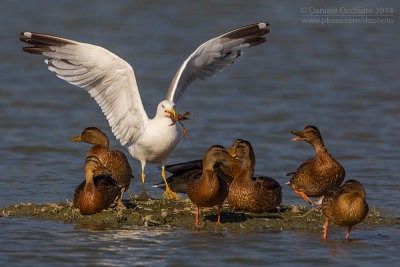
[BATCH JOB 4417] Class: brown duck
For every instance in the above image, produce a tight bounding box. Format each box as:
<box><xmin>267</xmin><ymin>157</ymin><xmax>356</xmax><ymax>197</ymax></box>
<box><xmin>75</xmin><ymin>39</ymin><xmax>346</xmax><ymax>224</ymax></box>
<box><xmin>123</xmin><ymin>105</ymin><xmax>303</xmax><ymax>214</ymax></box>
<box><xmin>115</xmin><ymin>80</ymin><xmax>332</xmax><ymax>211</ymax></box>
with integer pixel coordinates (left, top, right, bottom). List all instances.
<box><xmin>152</xmin><ymin>139</ymin><xmax>246</xmax><ymax>193</ymax></box>
<box><xmin>186</xmin><ymin>145</ymin><xmax>241</xmax><ymax>225</ymax></box>
<box><xmin>322</xmin><ymin>179</ymin><xmax>369</xmax><ymax>239</ymax></box>
<box><xmin>228</xmin><ymin>140</ymin><xmax>282</xmax><ymax>213</ymax></box>
<box><xmin>69</xmin><ymin>127</ymin><xmax>134</xmax><ymax>203</ymax></box>
<box><xmin>286</xmin><ymin>125</ymin><xmax>345</xmax><ymax>204</ymax></box>
<box><xmin>74</xmin><ymin>156</ymin><xmax>122</xmax><ymax>215</ymax></box>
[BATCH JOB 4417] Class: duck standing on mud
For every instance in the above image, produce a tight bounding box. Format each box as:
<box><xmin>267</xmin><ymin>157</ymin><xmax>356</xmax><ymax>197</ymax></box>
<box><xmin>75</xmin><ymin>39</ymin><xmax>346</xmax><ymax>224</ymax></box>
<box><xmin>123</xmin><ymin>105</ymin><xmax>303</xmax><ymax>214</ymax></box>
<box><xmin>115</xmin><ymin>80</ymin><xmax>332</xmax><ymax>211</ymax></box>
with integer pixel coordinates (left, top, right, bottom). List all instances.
<box><xmin>286</xmin><ymin>125</ymin><xmax>345</xmax><ymax>205</ymax></box>
<box><xmin>322</xmin><ymin>179</ymin><xmax>369</xmax><ymax>239</ymax></box>
<box><xmin>186</xmin><ymin>145</ymin><xmax>241</xmax><ymax>225</ymax></box>
<box><xmin>152</xmin><ymin>139</ymin><xmax>244</xmax><ymax>194</ymax></box>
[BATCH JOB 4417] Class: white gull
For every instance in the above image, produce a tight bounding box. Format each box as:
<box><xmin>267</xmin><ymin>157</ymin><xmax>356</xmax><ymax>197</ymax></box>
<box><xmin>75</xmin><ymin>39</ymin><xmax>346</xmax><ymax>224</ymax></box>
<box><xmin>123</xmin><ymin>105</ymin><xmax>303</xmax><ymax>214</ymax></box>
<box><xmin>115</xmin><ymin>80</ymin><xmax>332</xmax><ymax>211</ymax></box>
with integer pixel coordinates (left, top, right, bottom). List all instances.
<box><xmin>20</xmin><ymin>22</ymin><xmax>270</xmax><ymax>200</ymax></box>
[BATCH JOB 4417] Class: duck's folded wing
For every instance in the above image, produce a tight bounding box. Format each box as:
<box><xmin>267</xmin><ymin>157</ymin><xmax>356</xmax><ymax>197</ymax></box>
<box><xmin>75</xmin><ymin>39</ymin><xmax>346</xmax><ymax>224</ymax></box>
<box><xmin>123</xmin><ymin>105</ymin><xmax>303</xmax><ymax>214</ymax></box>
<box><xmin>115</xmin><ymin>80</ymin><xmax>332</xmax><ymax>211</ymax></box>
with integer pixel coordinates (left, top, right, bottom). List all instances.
<box><xmin>165</xmin><ymin>159</ymin><xmax>203</xmax><ymax>175</ymax></box>
<box><xmin>165</xmin><ymin>22</ymin><xmax>269</xmax><ymax>103</ymax></box>
<box><xmin>20</xmin><ymin>32</ymin><xmax>148</xmax><ymax>146</ymax></box>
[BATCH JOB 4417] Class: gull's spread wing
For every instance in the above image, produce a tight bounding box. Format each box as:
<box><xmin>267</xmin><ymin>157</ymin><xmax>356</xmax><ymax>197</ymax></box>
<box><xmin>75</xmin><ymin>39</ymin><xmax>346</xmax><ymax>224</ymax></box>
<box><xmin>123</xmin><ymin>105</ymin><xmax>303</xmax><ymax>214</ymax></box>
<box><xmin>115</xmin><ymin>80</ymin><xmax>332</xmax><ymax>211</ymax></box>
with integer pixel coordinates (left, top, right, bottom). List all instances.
<box><xmin>165</xmin><ymin>22</ymin><xmax>270</xmax><ymax>103</ymax></box>
<box><xmin>20</xmin><ymin>32</ymin><xmax>148</xmax><ymax>146</ymax></box>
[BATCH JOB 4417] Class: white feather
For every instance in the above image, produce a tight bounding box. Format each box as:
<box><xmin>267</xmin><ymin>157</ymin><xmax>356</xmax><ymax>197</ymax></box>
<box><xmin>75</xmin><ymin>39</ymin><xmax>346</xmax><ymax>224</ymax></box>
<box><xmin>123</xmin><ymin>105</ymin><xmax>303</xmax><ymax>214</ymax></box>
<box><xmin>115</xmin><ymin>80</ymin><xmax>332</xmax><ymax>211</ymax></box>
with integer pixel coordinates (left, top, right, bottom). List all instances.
<box><xmin>21</xmin><ymin>22</ymin><xmax>268</xmax><ymax>198</ymax></box>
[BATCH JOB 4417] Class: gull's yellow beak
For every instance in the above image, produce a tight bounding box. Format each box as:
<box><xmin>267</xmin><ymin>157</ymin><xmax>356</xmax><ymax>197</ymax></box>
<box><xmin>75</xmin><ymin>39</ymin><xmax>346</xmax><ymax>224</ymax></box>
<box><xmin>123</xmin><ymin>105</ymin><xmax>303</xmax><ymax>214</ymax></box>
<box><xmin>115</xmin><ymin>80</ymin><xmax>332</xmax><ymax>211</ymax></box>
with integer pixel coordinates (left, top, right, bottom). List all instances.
<box><xmin>170</xmin><ymin>108</ymin><xmax>176</xmax><ymax>117</ymax></box>
<box><xmin>69</xmin><ymin>134</ymin><xmax>83</xmax><ymax>142</ymax></box>
<box><xmin>166</xmin><ymin>108</ymin><xmax>176</xmax><ymax>118</ymax></box>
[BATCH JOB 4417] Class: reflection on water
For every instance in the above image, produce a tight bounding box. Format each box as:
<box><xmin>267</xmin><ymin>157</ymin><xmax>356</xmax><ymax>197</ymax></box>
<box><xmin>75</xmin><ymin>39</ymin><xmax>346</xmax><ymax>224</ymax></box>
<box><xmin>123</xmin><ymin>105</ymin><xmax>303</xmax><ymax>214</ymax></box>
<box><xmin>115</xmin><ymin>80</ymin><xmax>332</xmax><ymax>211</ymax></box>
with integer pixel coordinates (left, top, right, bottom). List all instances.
<box><xmin>1</xmin><ymin>0</ymin><xmax>399</xmax><ymax>265</ymax></box>
<box><xmin>1</xmin><ymin>218</ymin><xmax>399</xmax><ymax>265</ymax></box>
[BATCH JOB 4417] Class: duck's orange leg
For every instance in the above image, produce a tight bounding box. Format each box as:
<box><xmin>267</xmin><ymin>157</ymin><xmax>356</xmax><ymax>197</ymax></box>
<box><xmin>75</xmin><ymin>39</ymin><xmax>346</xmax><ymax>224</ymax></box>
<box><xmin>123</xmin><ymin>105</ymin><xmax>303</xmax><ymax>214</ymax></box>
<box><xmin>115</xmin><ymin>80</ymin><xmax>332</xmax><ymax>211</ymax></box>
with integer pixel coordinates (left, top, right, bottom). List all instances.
<box><xmin>294</xmin><ymin>189</ymin><xmax>313</xmax><ymax>204</ymax></box>
<box><xmin>127</xmin><ymin>189</ymin><xmax>135</xmax><ymax>201</ymax></box>
<box><xmin>117</xmin><ymin>188</ymin><xmax>126</xmax><ymax>208</ymax></box>
<box><xmin>345</xmin><ymin>226</ymin><xmax>352</xmax><ymax>239</ymax></box>
<box><xmin>192</xmin><ymin>206</ymin><xmax>200</xmax><ymax>226</ymax></box>
<box><xmin>216</xmin><ymin>206</ymin><xmax>222</xmax><ymax>225</ymax></box>
<box><xmin>323</xmin><ymin>220</ymin><xmax>328</xmax><ymax>239</ymax></box>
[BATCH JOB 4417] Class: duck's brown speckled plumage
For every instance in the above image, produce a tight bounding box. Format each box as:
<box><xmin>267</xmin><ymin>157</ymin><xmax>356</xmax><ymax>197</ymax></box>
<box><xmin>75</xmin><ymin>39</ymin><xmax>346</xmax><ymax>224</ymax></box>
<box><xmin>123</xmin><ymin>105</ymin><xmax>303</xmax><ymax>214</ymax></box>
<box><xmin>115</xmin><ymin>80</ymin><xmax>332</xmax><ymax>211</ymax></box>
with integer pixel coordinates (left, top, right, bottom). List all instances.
<box><xmin>228</xmin><ymin>140</ymin><xmax>282</xmax><ymax>213</ymax></box>
<box><xmin>74</xmin><ymin>156</ymin><xmax>122</xmax><ymax>215</ymax></box>
<box><xmin>153</xmin><ymin>139</ymin><xmax>246</xmax><ymax>193</ymax></box>
<box><xmin>187</xmin><ymin>170</ymin><xmax>227</xmax><ymax>208</ymax></box>
<box><xmin>70</xmin><ymin>127</ymin><xmax>134</xmax><ymax>201</ymax></box>
<box><xmin>154</xmin><ymin>160</ymin><xmax>203</xmax><ymax>194</ymax></box>
<box><xmin>322</xmin><ymin>179</ymin><xmax>369</xmax><ymax>239</ymax></box>
<box><xmin>186</xmin><ymin>145</ymin><xmax>240</xmax><ymax>225</ymax></box>
<box><xmin>287</xmin><ymin>126</ymin><xmax>345</xmax><ymax>204</ymax></box>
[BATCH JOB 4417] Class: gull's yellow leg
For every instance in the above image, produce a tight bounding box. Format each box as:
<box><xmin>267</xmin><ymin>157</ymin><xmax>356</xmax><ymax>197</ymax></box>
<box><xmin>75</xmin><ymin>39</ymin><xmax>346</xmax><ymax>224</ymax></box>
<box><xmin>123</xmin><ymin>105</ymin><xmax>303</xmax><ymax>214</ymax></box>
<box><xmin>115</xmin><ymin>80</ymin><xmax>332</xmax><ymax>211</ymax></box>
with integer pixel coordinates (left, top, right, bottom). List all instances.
<box><xmin>138</xmin><ymin>170</ymin><xmax>150</xmax><ymax>201</ymax></box>
<box><xmin>161</xmin><ymin>166</ymin><xmax>179</xmax><ymax>199</ymax></box>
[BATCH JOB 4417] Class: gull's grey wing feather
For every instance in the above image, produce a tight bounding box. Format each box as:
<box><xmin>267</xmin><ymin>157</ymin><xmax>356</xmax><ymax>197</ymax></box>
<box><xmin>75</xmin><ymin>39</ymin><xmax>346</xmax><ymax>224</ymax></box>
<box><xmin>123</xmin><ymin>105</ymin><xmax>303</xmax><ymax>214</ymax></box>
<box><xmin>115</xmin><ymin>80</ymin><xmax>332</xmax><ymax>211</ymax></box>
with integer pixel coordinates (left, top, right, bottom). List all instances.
<box><xmin>20</xmin><ymin>32</ymin><xmax>148</xmax><ymax>146</ymax></box>
<box><xmin>165</xmin><ymin>22</ymin><xmax>270</xmax><ymax>103</ymax></box>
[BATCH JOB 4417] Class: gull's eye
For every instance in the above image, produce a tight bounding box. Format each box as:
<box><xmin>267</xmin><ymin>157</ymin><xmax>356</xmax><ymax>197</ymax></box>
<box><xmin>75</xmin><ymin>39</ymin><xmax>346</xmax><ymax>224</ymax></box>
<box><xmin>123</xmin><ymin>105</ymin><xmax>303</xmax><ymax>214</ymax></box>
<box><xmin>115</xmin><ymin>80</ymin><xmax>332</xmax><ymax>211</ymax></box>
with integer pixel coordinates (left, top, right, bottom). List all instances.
<box><xmin>162</xmin><ymin>105</ymin><xmax>165</xmax><ymax>109</ymax></box>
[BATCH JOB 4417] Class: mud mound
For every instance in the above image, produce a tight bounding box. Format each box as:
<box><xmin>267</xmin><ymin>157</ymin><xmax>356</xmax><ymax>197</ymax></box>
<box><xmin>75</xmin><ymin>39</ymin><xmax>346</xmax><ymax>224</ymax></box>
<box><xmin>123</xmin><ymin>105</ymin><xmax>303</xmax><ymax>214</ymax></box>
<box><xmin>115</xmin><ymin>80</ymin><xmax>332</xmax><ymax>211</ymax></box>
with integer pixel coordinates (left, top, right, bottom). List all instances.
<box><xmin>1</xmin><ymin>198</ymin><xmax>398</xmax><ymax>232</ymax></box>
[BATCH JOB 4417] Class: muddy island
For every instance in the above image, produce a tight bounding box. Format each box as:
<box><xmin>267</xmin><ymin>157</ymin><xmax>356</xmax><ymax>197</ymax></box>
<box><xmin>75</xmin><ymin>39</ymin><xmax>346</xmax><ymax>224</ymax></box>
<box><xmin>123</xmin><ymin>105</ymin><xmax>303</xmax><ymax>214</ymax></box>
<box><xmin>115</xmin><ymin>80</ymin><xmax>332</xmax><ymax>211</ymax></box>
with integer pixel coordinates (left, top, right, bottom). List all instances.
<box><xmin>1</xmin><ymin>198</ymin><xmax>398</xmax><ymax>232</ymax></box>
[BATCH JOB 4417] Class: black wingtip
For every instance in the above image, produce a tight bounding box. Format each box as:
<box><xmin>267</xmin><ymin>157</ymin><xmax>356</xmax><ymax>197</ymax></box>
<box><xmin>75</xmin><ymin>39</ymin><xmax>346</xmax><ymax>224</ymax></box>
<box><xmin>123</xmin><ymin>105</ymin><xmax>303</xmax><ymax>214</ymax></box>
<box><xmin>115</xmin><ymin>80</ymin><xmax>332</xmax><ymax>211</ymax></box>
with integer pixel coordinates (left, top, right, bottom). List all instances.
<box><xmin>19</xmin><ymin>31</ymin><xmax>78</xmax><ymax>47</ymax></box>
<box><xmin>22</xmin><ymin>47</ymin><xmax>47</xmax><ymax>55</ymax></box>
<box><xmin>222</xmin><ymin>22</ymin><xmax>270</xmax><ymax>40</ymax></box>
<box><xmin>247</xmin><ymin>37</ymin><xmax>267</xmax><ymax>47</ymax></box>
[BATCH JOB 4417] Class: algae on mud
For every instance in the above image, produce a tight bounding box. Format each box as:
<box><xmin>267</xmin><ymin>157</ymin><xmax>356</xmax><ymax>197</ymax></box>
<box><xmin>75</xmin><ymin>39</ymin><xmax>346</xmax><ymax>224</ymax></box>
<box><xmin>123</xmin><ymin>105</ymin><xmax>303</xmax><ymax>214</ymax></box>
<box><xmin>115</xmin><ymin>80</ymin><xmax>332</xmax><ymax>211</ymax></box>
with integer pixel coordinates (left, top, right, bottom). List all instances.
<box><xmin>1</xmin><ymin>198</ymin><xmax>398</xmax><ymax>233</ymax></box>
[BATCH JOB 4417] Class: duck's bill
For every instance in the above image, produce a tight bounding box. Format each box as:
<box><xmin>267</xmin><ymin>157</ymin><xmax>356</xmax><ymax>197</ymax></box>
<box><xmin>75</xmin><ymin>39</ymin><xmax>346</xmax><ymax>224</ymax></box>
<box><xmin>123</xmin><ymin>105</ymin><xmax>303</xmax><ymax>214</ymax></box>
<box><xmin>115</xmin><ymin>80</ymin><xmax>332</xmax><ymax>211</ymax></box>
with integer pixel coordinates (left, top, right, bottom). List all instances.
<box><xmin>69</xmin><ymin>135</ymin><xmax>83</xmax><ymax>142</ymax></box>
<box><xmin>291</xmin><ymin>130</ymin><xmax>306</xmax><ymax>141</ymax></box>
<box><xmin>225</xmin><ymin>148</ymin><xmax>238</xmax><ymax>158</ymax></box>
<box><xmin>226</xmin><ymin>154</ymin><xmax>241</xmax><ymax>164</ymax></box>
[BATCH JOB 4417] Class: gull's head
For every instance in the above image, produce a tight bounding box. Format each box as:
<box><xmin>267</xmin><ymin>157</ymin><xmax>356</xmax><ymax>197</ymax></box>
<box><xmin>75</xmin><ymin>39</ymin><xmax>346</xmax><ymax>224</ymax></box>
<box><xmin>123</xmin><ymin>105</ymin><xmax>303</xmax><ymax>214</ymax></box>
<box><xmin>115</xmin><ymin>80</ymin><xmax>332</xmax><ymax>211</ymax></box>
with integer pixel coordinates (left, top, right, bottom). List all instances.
<box><xmin>157</xmin><ymin>99</ymin><xmax>176</xmax><ymax>118</ymax></box>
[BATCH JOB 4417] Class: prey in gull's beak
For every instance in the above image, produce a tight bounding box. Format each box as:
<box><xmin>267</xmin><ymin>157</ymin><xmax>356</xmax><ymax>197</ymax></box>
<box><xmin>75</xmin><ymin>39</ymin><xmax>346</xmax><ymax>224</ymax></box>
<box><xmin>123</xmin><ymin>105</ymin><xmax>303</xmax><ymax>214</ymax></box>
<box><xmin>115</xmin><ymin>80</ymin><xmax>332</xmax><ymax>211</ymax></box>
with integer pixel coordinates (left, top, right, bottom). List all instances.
<box><xmin>291</xmin><ymin>130</ymin><xmax>306</xmax><ymax>141</ymax></box>
<box><xmin>166</xmin><ymin>108</ymin><xmax>193</xmax><ymax>139</ymax></box>
<box><xmin>165</xmin><ymin>108</ymin><xmax>176</xmax><ymax>118</ymax></box>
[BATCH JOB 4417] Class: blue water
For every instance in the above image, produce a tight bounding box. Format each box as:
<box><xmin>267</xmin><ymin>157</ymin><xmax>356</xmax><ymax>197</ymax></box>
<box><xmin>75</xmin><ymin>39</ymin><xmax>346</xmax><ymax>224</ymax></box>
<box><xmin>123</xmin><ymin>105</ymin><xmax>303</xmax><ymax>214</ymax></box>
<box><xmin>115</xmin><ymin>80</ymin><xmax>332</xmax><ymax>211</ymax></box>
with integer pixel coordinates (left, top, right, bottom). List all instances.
<box><xmin>1</xmin><ymin>0</ymin><xmax>399</xmax><ymax>265</ymax></box>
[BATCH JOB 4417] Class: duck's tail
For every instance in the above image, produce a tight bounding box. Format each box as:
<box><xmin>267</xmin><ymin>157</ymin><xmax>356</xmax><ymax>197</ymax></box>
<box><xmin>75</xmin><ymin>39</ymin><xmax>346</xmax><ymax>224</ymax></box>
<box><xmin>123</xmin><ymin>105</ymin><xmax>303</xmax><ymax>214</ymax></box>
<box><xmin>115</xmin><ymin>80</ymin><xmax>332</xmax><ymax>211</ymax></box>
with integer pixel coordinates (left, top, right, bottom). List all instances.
<box><xmin>152</xmin><ymin>181</ymin><xmax>166</xmax><ymax>190</ymax></box>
